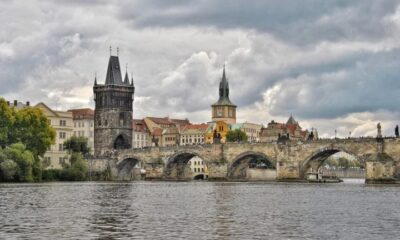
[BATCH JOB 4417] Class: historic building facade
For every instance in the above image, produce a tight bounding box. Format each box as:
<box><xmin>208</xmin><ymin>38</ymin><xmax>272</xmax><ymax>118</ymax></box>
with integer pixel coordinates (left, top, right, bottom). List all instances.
<box><xmin>211</xmin><ymin>66</ymin><xmax>237</xmax><ymax>125</ymax></box>
<box><xmin>143</xmin><ymin>117</ymin><xmax>190</xmax><ymax>147</ymax></box>
<box><xmin>205</xmin><ymin>121</ymin><xmax>229</xmax><ymax>144</ymax></box>
<box><xmin>180</xmin><ymin>123</ymin><xmax>208</xmax><ymax>146</ymax></box>
<box><xmin>35</xmin><ymin>103</ymin><xmax>73</xmax><ymax>169</ymax></box>
<box><xmin>93</xmin><ymin>55</ymin><xmax>135</xmax><ymax>155</ymax></box>
<box><xmin>68</xmin><ymin>108</ymin><xmax>95</xmax><ymax>153</ymax></box>
<box><xmin>132</xmin><ymin>119</ymin><xmax>151</xmax><ymax>149</ymax></box>
<box><xmin>260</xmin><ymin>115</ymin><xmax>309</xmax><ymax>142</ymax></box>
<box><xmin>230</xmin><ymin>122</ymin><xmax>262</xmax><ymax>142</ymax></box>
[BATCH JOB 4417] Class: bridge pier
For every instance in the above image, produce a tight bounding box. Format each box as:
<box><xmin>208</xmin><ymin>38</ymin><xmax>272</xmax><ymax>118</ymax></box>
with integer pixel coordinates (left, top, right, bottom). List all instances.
<box><xmin>365</xmin><ymin>153</ymin><xmax>397</xmax><ymax>184</ymax></box>
<box><xmin>276</xmin><ymin>161</ymin><xmax>301</xmax><ymax>181</ymax></box>
<box><xmin>208</xmin><ymin>163</ymin><xmax>228</xmax><ymax>181</ymax></box>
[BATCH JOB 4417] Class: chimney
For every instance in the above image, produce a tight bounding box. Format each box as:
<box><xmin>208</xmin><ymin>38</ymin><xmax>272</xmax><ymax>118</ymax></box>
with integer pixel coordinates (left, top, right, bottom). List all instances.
<box><xmin>26</xmin><ymin>101</ymin><xmax>30</xmax><ymax>106</ymax></box>
<box><xmin>14</xmin><ymin>100</ymin><xmax>17</xmax><ymax>106</ymax></box>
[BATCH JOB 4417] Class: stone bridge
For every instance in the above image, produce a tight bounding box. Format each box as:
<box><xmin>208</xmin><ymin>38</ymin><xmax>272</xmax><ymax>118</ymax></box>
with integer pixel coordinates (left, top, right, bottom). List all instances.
<box><xmin>88</xmin><ymin>138</ymin><xmax>400</xmax><ymax>183</ymax></box>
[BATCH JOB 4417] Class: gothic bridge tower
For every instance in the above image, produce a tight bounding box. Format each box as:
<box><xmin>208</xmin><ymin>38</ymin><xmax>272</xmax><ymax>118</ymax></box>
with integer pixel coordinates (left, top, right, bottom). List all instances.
<box><xmin>211</xmin><ymin>65</ymin><xmax>237</xmax><ymax>124</ymax></box>
<box><xmin>93</xmin><ymin>53</ymin><xmax>135</xmax><ymax>155</ymax></box>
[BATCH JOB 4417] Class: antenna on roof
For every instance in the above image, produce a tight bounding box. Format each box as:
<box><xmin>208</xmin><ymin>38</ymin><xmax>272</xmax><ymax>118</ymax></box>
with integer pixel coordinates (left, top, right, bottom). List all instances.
<box><xmin>117</xmin><ymin>47</ymin><xmax>119</xmax><ymax>56</ymax></box>
<box><xmin>109</xmin><ymin>46</ymin><xmax>112</xmax><ymax>56</ymax></box>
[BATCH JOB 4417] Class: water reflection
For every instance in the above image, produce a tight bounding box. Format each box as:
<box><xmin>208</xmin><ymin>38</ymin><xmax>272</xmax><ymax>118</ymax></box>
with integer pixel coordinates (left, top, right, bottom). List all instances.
<box><xmin>90</xmin><ymin>183</ymin><xmax>137</xmax><ymax>239</ymax></box>
<box><xmin>0</xmin><ymin>182</ymin><xmax>399</xmax><ymax>239</ymax></box>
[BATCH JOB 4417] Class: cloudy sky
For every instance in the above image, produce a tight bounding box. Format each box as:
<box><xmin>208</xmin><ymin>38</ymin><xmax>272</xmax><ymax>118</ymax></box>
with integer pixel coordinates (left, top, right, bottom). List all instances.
<box><xmin>1</xmin><ymin>0</ymin><xmax>400</xmax><ymax>138</ymax></box>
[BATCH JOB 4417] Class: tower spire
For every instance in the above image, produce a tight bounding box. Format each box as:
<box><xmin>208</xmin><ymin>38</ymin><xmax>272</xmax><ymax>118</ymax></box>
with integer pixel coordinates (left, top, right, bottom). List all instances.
<box><xmin>124</xmin><ymin>66</ymin><xmax>129</xmax><ymax>84</ymax></box>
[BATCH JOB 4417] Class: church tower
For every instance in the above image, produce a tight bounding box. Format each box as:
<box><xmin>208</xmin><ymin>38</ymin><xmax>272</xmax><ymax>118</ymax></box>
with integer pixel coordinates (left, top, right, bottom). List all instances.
<box><xmin>93</xmin><ymin>53</ymin><xmax>135</xmax><ymax>155</ymax></box>
<box><xmin>211</xmin><ymin>65</ymin><xmax>237</xmax><ymax>124</ymax></box>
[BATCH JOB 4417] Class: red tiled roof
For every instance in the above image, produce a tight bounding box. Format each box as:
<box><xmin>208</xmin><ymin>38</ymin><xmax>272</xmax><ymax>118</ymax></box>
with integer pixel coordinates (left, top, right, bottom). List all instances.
<box><xmin>147</xmin><ymin>116</ymin><xmax>190</xmax><ymax>127</ymax></box>
<box><xmin>182</xmin><ymin>123</ymin><xmax>208</xmax><ymax>131</ymax></box>
<box><xmin>152</xmin><ymin>128</ymin><xmax>163</xmax><ymax>136</ymax></box>
<box><xmin>147</xmin><ymin>117</ymin><xmax>174</xmax><ymax>125</ymax></box>
<box><xmin>67</xmin><ymin>108</ymin><xmax>94</xmax><ymax>120</ymax></box>
<box><xmin>132</xmin><ymin>119</ymin><xmax>149</xmax><ymax>132</ymax></box>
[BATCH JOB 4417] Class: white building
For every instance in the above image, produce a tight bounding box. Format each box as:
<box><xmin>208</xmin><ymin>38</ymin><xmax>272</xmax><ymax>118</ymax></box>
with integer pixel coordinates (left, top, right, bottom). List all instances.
<box><xmin>188</xmin><ymin>156</ymin><xmax>208</xmax><ymax>179</ymax></box>
<box><xmin>68</xmin><ymin>108</ymin><xmax>95</xmax><ymax>153</ymax></box>
<box><xmin>35</xmin><ymin>103</ymin><xmax>73</xmax><ymax>169</ymax></box>
<box><xmin>132</xmin><ymin>119</ymin><xmax>151</xmax><ymax>148</ymax></box>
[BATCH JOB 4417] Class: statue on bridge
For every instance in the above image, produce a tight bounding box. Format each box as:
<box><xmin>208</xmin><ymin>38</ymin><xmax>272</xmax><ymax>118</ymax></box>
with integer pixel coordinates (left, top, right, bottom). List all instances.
<box><xmin>307</xmin><ymin>131</ymin><xmax>314</xmax><ymax>141</ymax></box>
<box><xmin>395</xmin><ymin>125</ymin><xmax>399</xmax><ymax>138</ymax></box>
<box><xmin>377</xmin><ymin>123</ymin><xmax>382</xmax><ymax>139</ymax></box>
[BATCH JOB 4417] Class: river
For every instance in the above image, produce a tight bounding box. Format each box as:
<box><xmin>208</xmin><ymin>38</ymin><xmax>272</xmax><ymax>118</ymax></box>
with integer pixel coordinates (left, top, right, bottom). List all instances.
<box><xmin>0</xmin><ymin>181</ymin><xmax>399</xmax><ymax>239</ymax></box>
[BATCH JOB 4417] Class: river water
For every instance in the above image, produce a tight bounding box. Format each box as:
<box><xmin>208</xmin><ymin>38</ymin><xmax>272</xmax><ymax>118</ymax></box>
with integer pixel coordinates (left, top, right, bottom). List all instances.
<box><xmin>0</xmin><ymin>180</ymin><xmax>399</xmax><ymax>240</ymax></box>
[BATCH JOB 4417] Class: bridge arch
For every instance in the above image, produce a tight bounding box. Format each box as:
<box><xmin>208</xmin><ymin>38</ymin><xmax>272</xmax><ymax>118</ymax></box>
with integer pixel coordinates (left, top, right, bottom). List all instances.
<box><xmin>116</xmin><ymin>156</ymin><xmax>143</xmax><ymax>180</ymax></box>
<box><xmin>300</xmin><ymin>147</ymin><xmax>365</xmax><ymax>179</ymax></box>
<box><xmin>228</xmin><ymin>151</ymin><xmax>276</xmax><ymax>180</ymax></box>
<box><xmin>165</xmin><ymin>151</ymin><xmax>209</xmax><ymax>180</ymax></box>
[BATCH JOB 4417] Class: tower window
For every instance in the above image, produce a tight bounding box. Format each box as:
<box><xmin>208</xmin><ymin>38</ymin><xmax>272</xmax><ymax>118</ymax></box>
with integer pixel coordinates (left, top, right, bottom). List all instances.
<box><xmin>119</xmin><ymin>113</ymin><xmax>125</xmax><ymax>126</ymax></box>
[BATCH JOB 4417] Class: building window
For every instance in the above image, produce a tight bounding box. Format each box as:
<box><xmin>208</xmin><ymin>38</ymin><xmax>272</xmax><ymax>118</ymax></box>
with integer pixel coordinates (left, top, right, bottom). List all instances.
<box><xmin>59</xmin><ymin>132</ymin><xmax>66</xmax><ymax>139</ymax></box>
<box><xmin>60</xmin><ymin>120</ymin><xmax>66</xmax><ymax>126</ymax></box>
<box><xmin>59</xmin><ymin>144</ymin><xmax>64</xmax><ymax>151</ymax></box>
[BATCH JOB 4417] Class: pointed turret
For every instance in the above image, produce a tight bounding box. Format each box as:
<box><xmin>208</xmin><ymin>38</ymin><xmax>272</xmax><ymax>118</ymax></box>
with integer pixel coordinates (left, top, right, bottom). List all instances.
<box><xmin>105</xmin><ymin>55</ymin><xmax>123</xmax><ymax>85</ymax></box>
<box><xmin>131</xmin><ymin>75</ymin><xmax>134</xmax><ymax>87</ymax></box>
<box><xmin>94</xmin><ymin>73</ymin><xmax>97</xmax><ymax>86</ymax></box>
<box><xmin>124</xmin><ymin>71</ymin><xmax>129</xmax><ymax>85</ymax></box>
<box><xmin>287</xmin><ymin>114</ymin><xmax>298</xmax><ymax>125</ymax></box>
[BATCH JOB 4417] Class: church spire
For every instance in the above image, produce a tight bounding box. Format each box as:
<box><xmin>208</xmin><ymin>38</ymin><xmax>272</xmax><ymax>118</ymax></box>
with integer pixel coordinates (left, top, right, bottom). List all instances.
<box><xmin>219</xmin><ymin>64</ymin><xmax>229</xmax><ymax>99</ymax></box>
<box><xmin>212</xmin><ymin>64</ymin><xmax>235</xmax><ymax>107</ymax></box>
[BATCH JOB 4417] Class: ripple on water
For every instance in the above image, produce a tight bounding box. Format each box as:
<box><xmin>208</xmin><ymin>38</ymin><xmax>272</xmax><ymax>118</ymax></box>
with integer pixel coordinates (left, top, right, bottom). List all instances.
<box><xmin>0</xmin><ymin>181</ymin><xmax>399</xmax><ymax>240</ymax></box>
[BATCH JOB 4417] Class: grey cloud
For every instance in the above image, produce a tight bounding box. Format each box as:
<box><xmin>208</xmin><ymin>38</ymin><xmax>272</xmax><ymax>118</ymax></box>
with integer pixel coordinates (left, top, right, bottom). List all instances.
<box><xmin>120</xmin><ymin>0</ymin><xmax>399</xmax><ymax>45</ymax></box>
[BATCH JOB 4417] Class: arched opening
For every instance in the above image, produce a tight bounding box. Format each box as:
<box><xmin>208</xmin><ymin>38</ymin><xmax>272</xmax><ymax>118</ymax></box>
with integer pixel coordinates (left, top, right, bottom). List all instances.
<box><xmin>301</xmin><ymin>149</ymin><xmax>365</xmax><ymax>183</ymax></box>
<box><xmin>117</xmin><ymin>158</ymin><xmax>143</xmax><ymax>181</ymax></box>
<box><xmin>114</xmin><ymin>134</ymin><xmax>129</xmax><ymax>149</ymax></box>
<box><xmin>228</xmin><ymin>152</ymin><xmax>276</xmax><ymax>180</ymax></box>
<box><xmin>164</xmin><ymin>153</ymin><xmax>208</xmax><ymax>181</ymax></box>
<box><xmin>193</xmin><ymin>174</ymin><xmax>205</xmax><ymax>180</ymax></box>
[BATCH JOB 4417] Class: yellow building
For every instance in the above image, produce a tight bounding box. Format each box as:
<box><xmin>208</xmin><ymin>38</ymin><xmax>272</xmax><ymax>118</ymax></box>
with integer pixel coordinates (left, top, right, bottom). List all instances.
<box><xmin>35</xmin><ymin>103</ymin><xmax>73</xmax><ymax>169</ymax></box>
<box><xmin>205</xmin><ymin>121</ymin><xmax>229</xmax><ymax>144</ymax></box>
<box><xmin>211</xmin><ymin>66</ymin><xmax>237</xmax><ymax>125</ymax></box>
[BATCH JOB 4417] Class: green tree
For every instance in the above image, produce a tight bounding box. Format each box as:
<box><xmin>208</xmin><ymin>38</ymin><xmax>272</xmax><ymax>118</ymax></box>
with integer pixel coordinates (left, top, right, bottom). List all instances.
<box><xmin>0</xmin><ymin>98</ymin><xmax>14</xmax><ymax>148</ymax></box>
<box><xmin>61</xmin><ymin>153</ymin><xmax>88</xmax><ymax>181</ymax></box>
<box><xmin>226</xmin><ymin>129</ymin><xmax>248</xmax><ymax>142</ymax></box>
<box><xmin>0</xmin><ymin>159</ymin><xmax>18</xmax><ymax>181</ymax></box>
<box><xmin>63</xmin><ymin>136</ymin><xmax>90</xmax><ymax>155</ymax></box>
<box><xmin>11</xmin><ymin>107</ymin><xmax>56</xmax><ymax>157</ymax></box>
<box><xmin>338</xmin><ymin>157</ymin><xmax>351</xmax><ymax>169</ymax></box>
<box><xmin>1</xmin><ymin>143</ymin><xmax>35</xmax><ymax>182</ymax></box>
